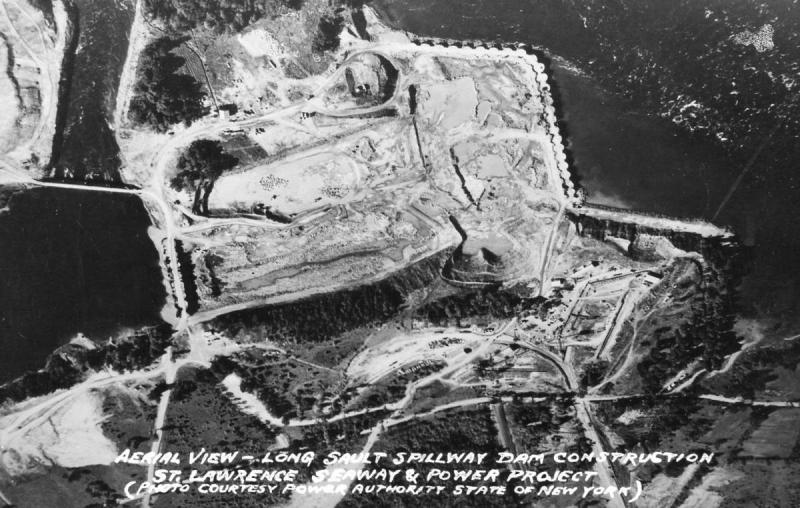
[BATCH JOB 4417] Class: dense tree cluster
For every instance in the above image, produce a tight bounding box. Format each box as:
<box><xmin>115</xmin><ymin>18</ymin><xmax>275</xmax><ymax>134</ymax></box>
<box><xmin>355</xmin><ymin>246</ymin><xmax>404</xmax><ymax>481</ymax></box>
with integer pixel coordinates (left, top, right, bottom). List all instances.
<box><xmin>174</xmin><ymin>239</ymin><xmax>200</xmax><ymax>313</ymax></box>
<box><xmin>312</xmin><ymin>13</ymin><xmax>345</xmax><ymax>53</ymax></box>
<box><xmin>229</xmin><ymin>351</ymin><xmax>342</xmax><ymax>421</ymax></box>
<box><xmin>144</xmin><ymin>0</ymin><xmax>303</xmax><ymax>32</ymax></box>
<box><xmin>129</xmin><ymin>37</ymin><xmax>206</xmax><ymax>132</ymax></box>
<box><xmin>580</xmin><ymin>359</ymin><xmax>610</xmax><ymax>391</ymax></box>
<box><xmin>170</xmin><ymin>139</ymin><xmax>238</xmax><ymax>214</ymax></box>
<box><xmin>598</xmin><ymin>395</ymin><xmax>709</xmax><ymax>456</ymax></box>
<box><xmin>505</xmin><ymin>398</ymin><xmax>574</xmax><ymax>453</ymax></box>
<box><xmin>210</xmin><ymin>251</ymin><xmax>544</xmax><ymax>364</ymax></box>
<box><xmin>337</xmin><ymin>407</ymin><xmax>526</xmax><ymax>508</ymax></box>
<box><xmin>29</xmin><ymin>0</ymin><xmax>55</xmax><ymax>24</ymax></box>
<box><xmin>414</xmin><ymin>285</ymin><xmax>535</xmax><ymax>327</ymax></box>
<box><xmin>0</xmin><ymin>324</ymin><xmax>173</xmax><ymax>404</ymax></box>
<box><xmin>211</xmin><ymin>250</ymin><xmax>451</xmax><ymax>343</ymax></box>
<box><xmin>157</xmin><ymin>367</ymin><xmax>288</xmax><ymax>508</ymax></box>
<box><xmin>711</xmin><ymin>340</ymin><xmax>800</xmax><ymax>399</ymax></box>
<box><xmin>571</xmin><ymin>217</ymin><xmax>746</xmax><ymax>395</ymax></box>
<box><xmin>633</xmin><ymin>256</ymin><xmax>742</xmax><ymax>394</ymax></box>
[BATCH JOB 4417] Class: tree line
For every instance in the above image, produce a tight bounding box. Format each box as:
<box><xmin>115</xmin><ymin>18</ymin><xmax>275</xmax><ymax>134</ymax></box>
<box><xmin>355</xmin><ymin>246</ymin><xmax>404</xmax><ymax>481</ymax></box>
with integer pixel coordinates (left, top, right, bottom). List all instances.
<box><xmin>170</xmin><ymin>139</ymin><xmax>239</xmax><ymax>214</ymax></box>
<box><xmin>129</xmin><ymin>37</ymin><xmax>206</xmax><ymax>132</ymax></box>
<box><xmin>144</xmin><ymin>0</ymin><xmax>304</xmax><ymax>33</ymax></box>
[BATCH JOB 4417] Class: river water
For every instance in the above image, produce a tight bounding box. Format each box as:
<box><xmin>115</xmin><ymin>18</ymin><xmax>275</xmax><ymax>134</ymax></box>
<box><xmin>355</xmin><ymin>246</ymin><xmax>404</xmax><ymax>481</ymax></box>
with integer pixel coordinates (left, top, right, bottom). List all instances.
<box><xmin>0</xmin><ymin>0</ymin><xmax>161</xmax><ymax>384</ymax></box>
<box><xmin>51</xmin><ymin>0</ymin><xmax>135</xmax><ymax>181</ymax></box>
<box><xmin>0</xmin><ymin>186</ymin><xmax>165</xmax><ymax>382</ymax></box>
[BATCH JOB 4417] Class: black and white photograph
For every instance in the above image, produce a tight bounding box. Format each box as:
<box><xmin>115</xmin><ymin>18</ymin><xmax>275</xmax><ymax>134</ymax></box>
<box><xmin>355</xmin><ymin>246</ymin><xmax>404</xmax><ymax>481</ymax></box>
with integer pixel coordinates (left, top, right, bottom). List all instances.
<box><xmin>0</xmin><ymin>0</ymin><xmax>798</xmax><ymax>506</ymax></box>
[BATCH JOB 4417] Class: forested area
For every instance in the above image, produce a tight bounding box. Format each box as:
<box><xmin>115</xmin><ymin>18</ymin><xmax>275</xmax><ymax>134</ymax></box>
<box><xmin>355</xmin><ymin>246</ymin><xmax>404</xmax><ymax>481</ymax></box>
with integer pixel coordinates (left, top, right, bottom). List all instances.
<box><xmin>210</xmin><ymin>250</ymin><xmax>452</xmax><ymax>344</ymax></box>
<box><xmin>707</xmin><ymin>339</ymin><xmax>800</xmax><ymax>399</ymax></box>
<box><xmin>635</xmin><ymin>254</ymin><xmax>743</xmax><ymax>394</ymax></box>
<box><xmin>128</xmin><ymin>37</ymin><xmax>206</xmax><ymax>132</ymax></box>
<box><xmin>506</xmin><ymin>398</ymin><xmax>571</xmax><ymax>448</ymax></box>
<box><xmin>170</xmin><ymin>139</ymin><xmax>239</xmax><ymax>214</ymax></box>
<box><xmin>28</xmin><ymin>0</ymin><xmax>55</xmax><ymax>24</ymax></box>
<box><xmin>337</xmin><ymin>407</ymin><xmax>525</xmax><ymax>508</ymax></box>
<box><xmin>0</xmin><ymin>324</ymin><xmax>173</xmax><ymax>403</ymax></box>
<box><xmin>144</xmin><ymin>0</ymin><xmax>304</xmax><ymax>33</ymax></box>
<box><xmin>595</xmin><ymin>394</ymin><xmax>716</xmax><ymax>485</ymax></box>
<box><xmin>210</xmin><ymin>250</ymin><xmax>546</xmax><ymax>358</ymax></box>
<box><xmin>222</xmin><ymin>350</ymin><xmax>343</xmax><ymax>421</ymax></box>
<box><xmin>414</xmin><ymin>285</ymin><xmax>538</xmax><ymax>327</ymax></box>
<box><xmin>156</xmin><ymin>366</ymin><xmax>286</xmax><ymax>508</ymax></box>
<box><xmin>312</xmin><ymin>13</ymin><xmax>345</xmax><ymax>53</ymax></box>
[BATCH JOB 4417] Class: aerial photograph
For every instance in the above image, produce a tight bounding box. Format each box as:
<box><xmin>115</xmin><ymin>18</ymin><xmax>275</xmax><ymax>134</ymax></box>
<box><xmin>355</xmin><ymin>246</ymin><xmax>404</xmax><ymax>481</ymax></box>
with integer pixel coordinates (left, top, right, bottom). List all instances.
<box><xmin>0</xmin><ymin>0</ymin><xmax>798</xmax><ymax>507</ymax></box>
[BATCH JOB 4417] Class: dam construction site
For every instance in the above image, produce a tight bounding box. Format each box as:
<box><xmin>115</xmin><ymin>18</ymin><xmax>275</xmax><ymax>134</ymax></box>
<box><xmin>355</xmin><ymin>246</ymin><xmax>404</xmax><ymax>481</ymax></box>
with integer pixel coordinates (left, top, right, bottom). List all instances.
<box><xmin>0</xmin><ymin>3</ymin><xmax>765</xmax><ymax>508</ymax></box>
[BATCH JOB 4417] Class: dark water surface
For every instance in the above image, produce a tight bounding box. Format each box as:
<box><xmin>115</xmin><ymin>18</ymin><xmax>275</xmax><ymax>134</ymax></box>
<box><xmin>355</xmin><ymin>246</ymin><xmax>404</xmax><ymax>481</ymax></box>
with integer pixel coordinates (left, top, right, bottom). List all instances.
<box><xmin>0</xmin><ymin>187</ymin><xmax>165</xmax><ymax>382</ymax></box>
<box><xmin>52</xmin><ymin>0</ymin><xmax>134</xmax><ymax>181</ymax></box>
<box><xmin>373</xmin><ymin>0</ymin><xmax>800</xmax><ymax>324</ymax></box>
<box><xmin>0</xmin><ymin>0</ymin><xmax>155</xmax><ymax>383</ymax></box>
<box><xmin>553</xmin><ymin>70</ymin><xmax>797</xmax><ymax>319</ymax></box>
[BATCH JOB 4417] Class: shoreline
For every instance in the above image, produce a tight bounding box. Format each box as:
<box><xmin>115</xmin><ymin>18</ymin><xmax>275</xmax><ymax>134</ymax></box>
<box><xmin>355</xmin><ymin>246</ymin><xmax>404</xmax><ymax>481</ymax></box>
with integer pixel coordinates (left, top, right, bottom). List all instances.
<box><xmin>113</xmin><ymin>0</ymin><xmax>148</xmax><ymax>137</ymax></box>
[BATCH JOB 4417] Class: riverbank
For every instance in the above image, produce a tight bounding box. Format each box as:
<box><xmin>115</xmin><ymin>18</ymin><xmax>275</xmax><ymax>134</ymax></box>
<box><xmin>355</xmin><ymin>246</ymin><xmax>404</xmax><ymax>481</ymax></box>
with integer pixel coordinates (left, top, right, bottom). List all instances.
<box><xmin>50</xmin><ymin>0</ymin><xmax>136</xmax><ymax>181</ymax></box>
